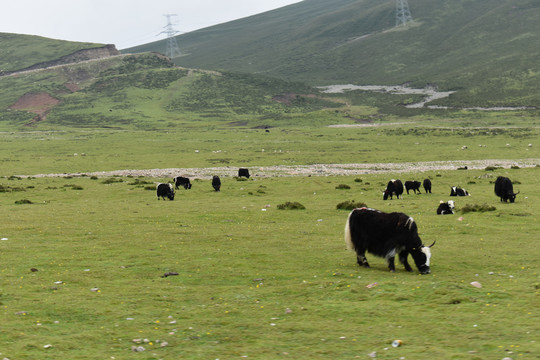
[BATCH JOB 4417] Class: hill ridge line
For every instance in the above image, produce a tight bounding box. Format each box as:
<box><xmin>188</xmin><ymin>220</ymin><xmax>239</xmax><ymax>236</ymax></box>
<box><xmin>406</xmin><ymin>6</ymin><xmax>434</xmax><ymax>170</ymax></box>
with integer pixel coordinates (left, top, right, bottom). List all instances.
<box><xmin>17</xmin><ymin>158</ymin><xmax>539</xmax><ymax>179</ymax></box>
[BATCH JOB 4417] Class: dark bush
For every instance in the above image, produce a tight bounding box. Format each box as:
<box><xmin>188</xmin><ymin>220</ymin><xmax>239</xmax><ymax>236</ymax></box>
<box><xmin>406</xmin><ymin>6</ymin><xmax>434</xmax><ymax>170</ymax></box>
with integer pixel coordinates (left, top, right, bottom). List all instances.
<box><xmin>461</xmin><ymin>203</ymin><xmax>496</xmax><ymax>213</ymax></box>
<box><xmin>102</xmin><ymin>178</ymin><xmax>124</xmax><ymax>184</ymax></box>
<box><xmin>335</xmin><ymin>184</ymin><xmax>351</xmax><ymax>190</ymax></box>
<box><xmin>336</xmin><ymin>200</ymin><xmax>367</xmax><ymax>210</ymax></box>
<box><xmin>15</xmin><ymin>199</ymin><xmax>33</xmax><ymax>204</ymax></box>
<box><xmin>277</xmin><ymin>201</ymin><xmax>305</xmax><ymax>210</ymax></box>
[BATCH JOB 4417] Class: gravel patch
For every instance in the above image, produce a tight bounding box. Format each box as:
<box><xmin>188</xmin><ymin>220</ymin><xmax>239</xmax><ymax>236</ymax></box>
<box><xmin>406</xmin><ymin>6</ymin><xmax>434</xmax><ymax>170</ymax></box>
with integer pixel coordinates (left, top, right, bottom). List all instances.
<box><xmin>19</xmin><ymin>158</ymin><xmax>539</xmax><ymax>180</ymax></box>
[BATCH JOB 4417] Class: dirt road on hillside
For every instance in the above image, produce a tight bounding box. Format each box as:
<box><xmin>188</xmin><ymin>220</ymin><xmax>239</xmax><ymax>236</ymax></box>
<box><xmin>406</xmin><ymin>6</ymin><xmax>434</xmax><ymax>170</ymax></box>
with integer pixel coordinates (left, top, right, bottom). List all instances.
<box><xmin>19</xmin><ymin>158</ymin><xmax>539</xmax><ymax>179</ymax></box>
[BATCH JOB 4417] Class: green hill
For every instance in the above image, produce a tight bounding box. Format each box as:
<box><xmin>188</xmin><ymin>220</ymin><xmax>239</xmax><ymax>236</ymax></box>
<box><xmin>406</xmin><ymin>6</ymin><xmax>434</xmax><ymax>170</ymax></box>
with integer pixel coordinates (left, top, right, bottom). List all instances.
<box><xmin>0</xmin><ymin>46</ymin><xmax>332</xmax><ymax>130</ymax></box>
<box><xmin>0</xmin><ymin>33</ymin><xmax>104</xmax><ymax>73</ymax></box>
<box><xmin>125</xmin><ymin>0</ymin><xmax>540</xmax><ymax>107</ymax></box>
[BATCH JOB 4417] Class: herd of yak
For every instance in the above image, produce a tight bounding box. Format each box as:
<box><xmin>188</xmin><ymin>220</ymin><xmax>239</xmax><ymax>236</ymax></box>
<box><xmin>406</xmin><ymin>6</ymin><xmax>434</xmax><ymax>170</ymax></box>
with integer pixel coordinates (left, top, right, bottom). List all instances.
<box><xmin>155</xmin><ymin>170</ymin><xmax>519</xmax><ymax>275</ymax></box>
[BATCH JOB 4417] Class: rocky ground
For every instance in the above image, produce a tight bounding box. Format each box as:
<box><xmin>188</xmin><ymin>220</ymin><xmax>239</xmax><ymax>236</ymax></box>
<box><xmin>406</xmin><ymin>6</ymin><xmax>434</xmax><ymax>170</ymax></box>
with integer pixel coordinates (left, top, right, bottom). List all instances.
<box><xmin>21</xmin><ymin>158</ymin><xmax>539</xmax><ymax>180</ymax></box>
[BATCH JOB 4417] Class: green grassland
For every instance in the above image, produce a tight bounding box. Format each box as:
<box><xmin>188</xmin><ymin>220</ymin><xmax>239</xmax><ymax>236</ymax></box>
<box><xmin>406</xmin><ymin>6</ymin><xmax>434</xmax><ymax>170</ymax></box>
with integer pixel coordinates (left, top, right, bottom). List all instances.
<box><xmin>0</xmin><ymin>117</ymin><xmax>538</xmax><ymax>177</ymax></box>
<box><xmin>1</xmin><ymin>167</ymin><xmax>538</xmax><ymax>359</ymax></box>
<box><xmin>0</xmin><ymin>28</ymin><xmax>539</xmax><ymax>360</ymax></box>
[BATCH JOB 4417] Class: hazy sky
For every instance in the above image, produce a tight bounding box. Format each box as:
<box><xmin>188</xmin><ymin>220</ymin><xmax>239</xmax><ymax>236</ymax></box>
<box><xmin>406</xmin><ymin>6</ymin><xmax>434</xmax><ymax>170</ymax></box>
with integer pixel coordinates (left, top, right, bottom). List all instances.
<box><xmin>1</xmin><ymin>0</ymin><xmax>303</xmax><ymax>49</ymax></box>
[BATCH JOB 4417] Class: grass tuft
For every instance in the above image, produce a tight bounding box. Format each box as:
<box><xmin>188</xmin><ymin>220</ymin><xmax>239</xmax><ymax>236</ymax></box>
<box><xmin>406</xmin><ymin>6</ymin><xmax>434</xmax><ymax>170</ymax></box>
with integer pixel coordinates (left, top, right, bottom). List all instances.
<box><xmin>277</xmin><ymin>201</ymin><xmax>305</xmax><ymax>210</ymax></box>
<box><xmin>336</xmin><ymin>200</ymin><xmax>367</xmax><ymax>210</ymax></box>
<box><xmin>460</xmin><ymin>203</ymin><xmax>497</xmax><ymax>213</ymax></box>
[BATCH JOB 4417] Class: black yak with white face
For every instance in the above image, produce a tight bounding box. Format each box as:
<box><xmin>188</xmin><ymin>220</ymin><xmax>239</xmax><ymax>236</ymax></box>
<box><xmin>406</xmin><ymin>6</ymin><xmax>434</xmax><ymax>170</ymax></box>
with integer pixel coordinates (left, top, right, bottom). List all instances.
<box><xmin>450</xmin><ymin>186</ymin><xmax>469</xmax><ymax>196</ymax></box>
<box><xmin>437</xmin><ymin>200</ymin><xmax>455</xmax><ymax>215</ymax></box>
<box><xmin>494</xmin><ymin>176</ymin><xmax>519</xmax><ymax>203</ymax></box>
<box><xmin>157</xmin><ymin>183</ymin><xmax>175</xmax><ymax>200</ymax></box>
<box><xmin>344</xmin><ymin>207</ymin><xmax>434</xmax><ymax>274</ymax></box>
<box><xmin>383</xmin><ymin>179</ymin><xmax>404</xmax><ymax>200</ymax></box>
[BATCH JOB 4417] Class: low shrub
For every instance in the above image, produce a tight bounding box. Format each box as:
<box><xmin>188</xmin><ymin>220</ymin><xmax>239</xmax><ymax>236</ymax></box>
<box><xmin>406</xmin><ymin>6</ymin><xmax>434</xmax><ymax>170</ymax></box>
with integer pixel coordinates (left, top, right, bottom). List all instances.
<box><xmin>102</xmin><ymin>178</ymin><xmax>124</xmax><ymax>184</ymax></box>
<box><xmin>15</xmin><ymin>199</ymin><xmax>33</xmax><ymax>204</ymax></box>
<box><xmin>277</xmin><ymin>201</ymin><xmax>305</xmax><ymax>210</ymax></box>
<box><xmin>461</xmin><ymin>203</ymin><xmax>496</xmax><ymax>213</ymax></box>
<box><xmin>336</xmin><ymin>200</ymin><xmax>367</xmax><ymax>210</ymax></box>
<box><xmin>335</xmin><ymin>184</ymin><xmax>351</xmax><ymax>190</ymax></box>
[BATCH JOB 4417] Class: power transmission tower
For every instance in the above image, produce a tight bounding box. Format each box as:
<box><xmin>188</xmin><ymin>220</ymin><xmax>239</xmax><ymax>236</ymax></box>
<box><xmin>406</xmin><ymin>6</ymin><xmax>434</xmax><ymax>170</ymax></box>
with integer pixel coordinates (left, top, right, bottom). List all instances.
<box><xmin>161</xmin><ymin>14</ymin><xmax>182</xmax><ymax>58</ymax></box>
<box><xmin>395</xmin><ymin>0</ymin><xmax>413</xmax><ymax>27</ymax></box>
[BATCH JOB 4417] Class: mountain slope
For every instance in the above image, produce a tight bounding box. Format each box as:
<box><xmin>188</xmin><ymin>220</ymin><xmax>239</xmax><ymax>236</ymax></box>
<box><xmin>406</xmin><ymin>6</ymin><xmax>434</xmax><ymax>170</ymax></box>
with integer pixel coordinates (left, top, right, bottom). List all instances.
<box><xmin>124</xmin><ymin>0</ymin><xmax>540</xmax><ymax>107</ymax></box>
<box><xmin>0</xmin><ymin>33</ymin><xmax>104</xmax><ymax>73</ymax></box>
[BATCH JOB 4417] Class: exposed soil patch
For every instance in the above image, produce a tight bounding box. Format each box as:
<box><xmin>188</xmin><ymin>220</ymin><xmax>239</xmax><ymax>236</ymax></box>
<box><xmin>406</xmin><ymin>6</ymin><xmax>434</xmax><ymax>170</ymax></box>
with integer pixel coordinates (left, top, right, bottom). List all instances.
<box><xmin>9</xmin><ymin>92</ymin><xmax>60</xmax><ymax>125</ymax></box>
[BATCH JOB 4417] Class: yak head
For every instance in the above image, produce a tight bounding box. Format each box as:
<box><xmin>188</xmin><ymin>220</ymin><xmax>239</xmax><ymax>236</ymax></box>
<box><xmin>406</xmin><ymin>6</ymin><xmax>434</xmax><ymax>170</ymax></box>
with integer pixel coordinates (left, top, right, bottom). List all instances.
<box><xmin>411</xmin><ymin>241</ymin><xmax>435</xmax><ymax>274</ymax></box>
<box><xmin>167</xmin><ymin>184</ymin><xmax>175</xmax><ymax>200</ymax></box>
<box><xmin>508</xmin><ymin>190</ymin><xmax>520</xmax><ymax>203</ymax></box>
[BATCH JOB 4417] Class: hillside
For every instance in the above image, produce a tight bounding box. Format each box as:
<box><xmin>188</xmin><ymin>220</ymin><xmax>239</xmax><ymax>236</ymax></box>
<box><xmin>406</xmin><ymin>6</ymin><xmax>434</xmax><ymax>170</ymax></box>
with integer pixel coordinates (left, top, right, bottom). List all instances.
<box><xmin>0</xmin><ymin>33</ymin><xmax>105</xmax><ymax>74</ymax></box>
<box><xmin>0</xmin><ymin>44</ymin><xmax>333</xmax><ymax>130</ymax></box>
<box><xmin>125</xmin><ymin>0</ymin><xmax>540</xmax><ymax>107</ymax></box>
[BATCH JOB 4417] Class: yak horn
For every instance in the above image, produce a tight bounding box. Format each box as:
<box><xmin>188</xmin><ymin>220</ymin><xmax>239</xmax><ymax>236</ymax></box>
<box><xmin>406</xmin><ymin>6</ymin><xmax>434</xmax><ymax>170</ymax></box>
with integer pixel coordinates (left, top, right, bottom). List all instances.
<box><xmin>428</xmin><ymin>241</ymin><xmax>436</xmax><ymax>248</ymax></box>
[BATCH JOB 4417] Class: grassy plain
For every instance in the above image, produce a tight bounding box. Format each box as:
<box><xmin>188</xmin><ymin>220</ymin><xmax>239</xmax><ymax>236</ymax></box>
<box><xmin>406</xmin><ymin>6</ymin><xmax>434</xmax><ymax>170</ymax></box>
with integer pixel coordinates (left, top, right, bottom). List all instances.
<box><xmin>1</xmin><ymin>154</ymin><xmax>539</xmax><ymax>359</ymax></box>
<box><xmin>1</xmin><ymin>111</ymin><xmax>539</xmax><ymax>177</ymax></box>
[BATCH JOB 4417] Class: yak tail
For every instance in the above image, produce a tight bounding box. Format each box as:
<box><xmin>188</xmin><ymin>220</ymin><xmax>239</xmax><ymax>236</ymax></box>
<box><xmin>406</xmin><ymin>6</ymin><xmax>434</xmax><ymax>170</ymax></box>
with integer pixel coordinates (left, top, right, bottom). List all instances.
<box><xmin>344</xmin><ymin>211</ymin><xmax>355</xmax><ymax>251</ymax></box>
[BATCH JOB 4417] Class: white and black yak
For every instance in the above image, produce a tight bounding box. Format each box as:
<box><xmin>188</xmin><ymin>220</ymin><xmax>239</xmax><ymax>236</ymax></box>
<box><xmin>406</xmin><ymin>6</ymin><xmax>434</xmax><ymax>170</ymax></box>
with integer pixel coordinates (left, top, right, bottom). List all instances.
<box><xmin>383</xmin><ymin>179</ymin><xmax>404</xmax><ymax>200</ymax></box>
<box><xmin>437</xmin><ymin>200</ymin><xmax>455</xmax><ymax>215</ymax></box>
<box><xmin>157</xmin><ymin>183</ymin><xmax>175</xmax><ymax>200</ymax></box>
<box><xmin>344</xmin><ymin>207</ymin><xmax>434</xmax><ymax>274</ymax></box>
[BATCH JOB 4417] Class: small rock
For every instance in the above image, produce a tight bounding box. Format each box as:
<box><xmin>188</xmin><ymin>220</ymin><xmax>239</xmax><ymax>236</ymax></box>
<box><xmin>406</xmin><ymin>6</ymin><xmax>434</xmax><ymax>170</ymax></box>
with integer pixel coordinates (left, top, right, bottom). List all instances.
<box><xmin>470</xmin><ymin>281</ymin><xmax>482</xmax><ymax>288</ymax></box>
<box><xmin>131</xmin><ymin>346</ymin><xmax>145</xmax><ymax>352</ymax></box>
<box><xmin>162</xmin><ymin>272</ymin><xmax>179</xmax><ymax>278</ymax></box>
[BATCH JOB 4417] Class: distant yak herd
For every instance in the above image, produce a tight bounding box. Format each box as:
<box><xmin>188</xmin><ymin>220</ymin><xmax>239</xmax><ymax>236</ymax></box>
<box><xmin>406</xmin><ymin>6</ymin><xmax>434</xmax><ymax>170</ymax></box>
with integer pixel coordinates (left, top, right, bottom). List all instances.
<box><xmin>155</xmin><ymin>168</ymin><xmax>250</xmax><ymax>200</ymax></box>
<box><xmin>154</xmin><ymin>169</ymin><xmax>520</xmax><ymax>275</ymax></box>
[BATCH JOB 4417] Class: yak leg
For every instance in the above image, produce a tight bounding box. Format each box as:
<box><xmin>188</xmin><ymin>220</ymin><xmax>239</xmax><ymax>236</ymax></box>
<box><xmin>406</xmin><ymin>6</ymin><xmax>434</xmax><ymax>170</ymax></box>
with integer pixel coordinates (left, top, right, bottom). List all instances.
<box><xmin>356</xmin><ymin>251</ymin><xmax>370</xmax><ymax>268</ymax></box>
<box><xmin>387</xmin><ymin>257</ymin><xmax>396</xmax><ymax>272</ymax></box>
<box><xmin>399</xmin><ymin>251</ymin><xmax>413</xmax><ymax>272</ymax></box>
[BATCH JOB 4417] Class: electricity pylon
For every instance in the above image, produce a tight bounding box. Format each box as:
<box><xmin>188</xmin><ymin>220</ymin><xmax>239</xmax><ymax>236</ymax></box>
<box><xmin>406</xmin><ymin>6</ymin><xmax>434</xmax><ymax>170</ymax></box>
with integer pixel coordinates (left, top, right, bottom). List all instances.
<box><xmin>396</xmin><ymin>0</ymin><xmax>413</xmax><ymax>27</ymax></box>
<box><xmin>161</xmin><ymin>14</ymin><xmax>182</xmax><ymax>58</ymax></box>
